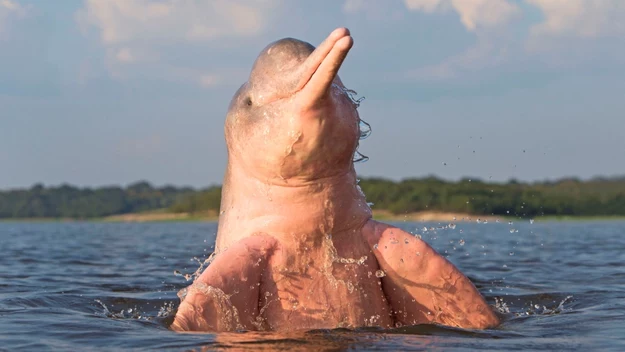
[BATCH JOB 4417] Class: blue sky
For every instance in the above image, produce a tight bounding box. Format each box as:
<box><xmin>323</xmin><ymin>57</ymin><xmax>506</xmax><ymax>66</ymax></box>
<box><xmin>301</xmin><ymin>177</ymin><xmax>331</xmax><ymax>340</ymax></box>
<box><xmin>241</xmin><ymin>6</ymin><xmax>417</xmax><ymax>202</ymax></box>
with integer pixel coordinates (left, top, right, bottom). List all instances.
<box><xmin>1</xmin><ymin>0</ymin><xmax>624</xmax><ymax>189</ymax></box>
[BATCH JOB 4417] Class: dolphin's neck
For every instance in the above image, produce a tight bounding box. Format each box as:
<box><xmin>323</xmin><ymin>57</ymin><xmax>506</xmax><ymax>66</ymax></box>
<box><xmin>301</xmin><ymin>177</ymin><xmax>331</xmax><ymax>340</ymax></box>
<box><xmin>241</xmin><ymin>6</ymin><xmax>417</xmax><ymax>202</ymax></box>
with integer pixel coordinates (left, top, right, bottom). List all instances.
<box><xmin>215</xmin><ymin>165</ymin><xmax>372</xmax><ymax>251</ymax></box>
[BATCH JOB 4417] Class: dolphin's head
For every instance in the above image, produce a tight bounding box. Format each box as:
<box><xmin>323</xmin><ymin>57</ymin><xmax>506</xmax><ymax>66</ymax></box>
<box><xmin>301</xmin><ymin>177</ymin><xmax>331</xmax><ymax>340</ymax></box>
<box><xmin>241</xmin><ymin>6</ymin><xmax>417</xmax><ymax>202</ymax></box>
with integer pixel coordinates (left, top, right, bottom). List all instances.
<box><xmin>225</xmin><ymin>28</ymin><xmax>363</xmax><ymax>183</ymax></box>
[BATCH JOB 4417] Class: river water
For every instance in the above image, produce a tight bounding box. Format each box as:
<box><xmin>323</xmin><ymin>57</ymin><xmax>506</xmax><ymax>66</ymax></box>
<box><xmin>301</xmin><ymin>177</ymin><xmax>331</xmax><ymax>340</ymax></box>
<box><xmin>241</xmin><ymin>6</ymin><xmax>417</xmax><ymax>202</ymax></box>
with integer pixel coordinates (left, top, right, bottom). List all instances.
<box><xmin>1</xmin><ymin>220</ymin><xmax>624</xmax><ymax>351</ymax></box>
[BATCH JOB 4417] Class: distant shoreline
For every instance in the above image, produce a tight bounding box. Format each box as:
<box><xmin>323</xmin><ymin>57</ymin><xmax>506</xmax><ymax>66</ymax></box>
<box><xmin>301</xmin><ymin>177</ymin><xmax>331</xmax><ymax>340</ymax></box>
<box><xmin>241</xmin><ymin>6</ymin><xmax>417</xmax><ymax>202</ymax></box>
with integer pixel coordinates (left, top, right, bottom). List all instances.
<box><xmin>2</xmin><ymin>210</ymin><xmax>625</xmax><ymax>223</ymax></box>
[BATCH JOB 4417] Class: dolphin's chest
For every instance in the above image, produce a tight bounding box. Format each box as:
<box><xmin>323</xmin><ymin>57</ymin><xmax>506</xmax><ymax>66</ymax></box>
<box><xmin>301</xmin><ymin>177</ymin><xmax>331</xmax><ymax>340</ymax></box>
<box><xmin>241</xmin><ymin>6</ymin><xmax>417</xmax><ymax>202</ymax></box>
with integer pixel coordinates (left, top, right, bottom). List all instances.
<box><xmin>256</xmin><ymin>243</ymin><xmax>395</xmax><ymax>331</ymax></box>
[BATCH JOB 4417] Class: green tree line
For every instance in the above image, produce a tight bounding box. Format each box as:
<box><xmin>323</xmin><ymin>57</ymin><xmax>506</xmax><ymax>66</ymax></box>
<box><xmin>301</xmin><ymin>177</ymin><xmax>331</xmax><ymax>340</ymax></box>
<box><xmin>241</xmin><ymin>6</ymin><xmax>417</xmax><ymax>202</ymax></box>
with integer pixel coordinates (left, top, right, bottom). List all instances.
<box><xmin>0</xmin><ymin>181</ymin><xmax>194</xmax><ymax>219</ymax></box>
<box><xmin>167</xmin><ymin>176</ymin><xmax>625</xmax><ymax>218</ymax></box>
<box><xmin>2</xmin><ymin>176</ymin><xmax>625</xmax><ymax>219</ymax></box>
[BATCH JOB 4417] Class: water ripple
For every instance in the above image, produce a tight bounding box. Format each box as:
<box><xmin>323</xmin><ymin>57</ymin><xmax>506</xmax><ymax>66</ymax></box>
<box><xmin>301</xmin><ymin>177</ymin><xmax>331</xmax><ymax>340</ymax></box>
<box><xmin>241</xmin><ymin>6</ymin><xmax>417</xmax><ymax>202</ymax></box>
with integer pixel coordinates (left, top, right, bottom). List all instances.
<box><xmin>0</xmin><ymin>221</ymin><xmax>623</xmax><ymax>351</ymax></box>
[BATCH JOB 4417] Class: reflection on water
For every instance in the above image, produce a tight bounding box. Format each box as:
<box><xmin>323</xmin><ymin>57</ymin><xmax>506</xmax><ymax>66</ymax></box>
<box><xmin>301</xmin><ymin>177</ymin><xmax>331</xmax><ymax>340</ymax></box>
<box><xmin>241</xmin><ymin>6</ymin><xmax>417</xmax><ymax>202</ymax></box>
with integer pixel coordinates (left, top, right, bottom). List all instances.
<box><xmin>1</xmin><ymin>221</ymin><xmax>624</xmax><ymax>351</ymax></box>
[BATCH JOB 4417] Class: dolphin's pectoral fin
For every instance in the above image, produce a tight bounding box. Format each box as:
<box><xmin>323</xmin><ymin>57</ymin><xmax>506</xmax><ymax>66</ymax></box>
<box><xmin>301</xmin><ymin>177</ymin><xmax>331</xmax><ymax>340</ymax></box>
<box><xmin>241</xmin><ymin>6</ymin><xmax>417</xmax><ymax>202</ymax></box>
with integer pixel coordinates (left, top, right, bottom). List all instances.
<box><xmin>172</xmin><ymin>235</ymin><xmax>278</xmax><ymax>332</ymax></box>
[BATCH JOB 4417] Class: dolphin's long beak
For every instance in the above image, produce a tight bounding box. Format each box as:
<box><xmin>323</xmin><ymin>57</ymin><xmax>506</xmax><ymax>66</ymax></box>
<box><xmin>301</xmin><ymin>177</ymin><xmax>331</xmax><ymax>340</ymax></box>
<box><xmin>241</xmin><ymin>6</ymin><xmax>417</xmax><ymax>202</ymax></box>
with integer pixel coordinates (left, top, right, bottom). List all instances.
<box><xmin>295</xmin><ymin>28</ymin><xmax>353</xmax><ymax>105</ymax></box>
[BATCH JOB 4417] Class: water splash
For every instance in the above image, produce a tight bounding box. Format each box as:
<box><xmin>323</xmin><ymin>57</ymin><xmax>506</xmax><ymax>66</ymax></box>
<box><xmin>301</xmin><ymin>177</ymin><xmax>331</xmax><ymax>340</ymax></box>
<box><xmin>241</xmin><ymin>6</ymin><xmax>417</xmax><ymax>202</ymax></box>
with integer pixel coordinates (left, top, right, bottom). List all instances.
<box><xmin>335</xmin><ymin>85</ymin><xmax>371</xmax><ymax>164</ymax></box>
<box><xmin>525</xmin><ymin>296</ymin><xmax>574</xmax><ymax>316</ymax></box>
<box><xmin>353</xmin><ymin>150</ymin><xmax>369</xmax><ymax>164</ymax></box>
<box><xmin>321</xmin><ymin>232</ymin><xmax>369</xmax><ymax>289</ymax></box>
<box><xmin>494</xmin><ymin>297</ymin><xmax>510</xmax><ymax>314</ymax></box>
<box><xmin>157</xmin><ymin>301</ymin><xmax>176</xmax><ymax>318</ymax></box>
<box><xmin>252</xmin><ymin>293</ymin><xmax>275</xmax><ymax>331</ymax></box>
<box><xmin>95</xmin><ymin>299</ymin><xmax>147</xmax><ymax>321</ymax></box>
<box><xmin>174</xmin><ymin>251</ymin><xmax>219</xmax><ymax>283</ymax></box>
<box><xmin>187</xmin><ymin>282</ymin><xmax>245</xmax><ymax>331</ymax></box>
<box><xmin>358</xmin><ymin>119</ymin><xmax>372</xmax><ymax>140</ymax></box>
<box><xmin>493</xmin><ymin>295</ymin><xmax>574</xmax><ymax>318</ymax></box>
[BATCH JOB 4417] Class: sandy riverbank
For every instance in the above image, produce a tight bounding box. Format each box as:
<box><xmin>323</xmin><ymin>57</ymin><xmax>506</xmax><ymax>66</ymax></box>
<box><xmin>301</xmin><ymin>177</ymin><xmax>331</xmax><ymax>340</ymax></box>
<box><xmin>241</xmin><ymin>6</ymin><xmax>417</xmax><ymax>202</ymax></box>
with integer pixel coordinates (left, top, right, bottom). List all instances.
<box><xmin>371</xmin><ymin>210</ymin><xmax>503</xmax><ymax>222</ymax></box>
<box><xmin>3</xmin><ymin>212</ymin><xmax>623</xmax><ymax>223</ymax></box>
<box><xmin>100</xmin><ymin>210</ymin><xmax>502</xmax><ymax>223</ymax></box>
<box><xmin>103</xmin><ymin>211</ymin><xmax>219</xmax><ymax>222</ymax></box>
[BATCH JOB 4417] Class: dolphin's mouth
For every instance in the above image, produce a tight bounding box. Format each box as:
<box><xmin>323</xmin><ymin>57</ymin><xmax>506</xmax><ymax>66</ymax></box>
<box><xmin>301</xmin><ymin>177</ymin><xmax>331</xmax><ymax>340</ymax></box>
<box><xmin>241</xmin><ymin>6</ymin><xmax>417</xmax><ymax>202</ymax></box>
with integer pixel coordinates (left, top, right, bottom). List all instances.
<box><xmin>293</xmin><ymin>28</ymin><xmax>353</xmax><ymax>105</ymax></box>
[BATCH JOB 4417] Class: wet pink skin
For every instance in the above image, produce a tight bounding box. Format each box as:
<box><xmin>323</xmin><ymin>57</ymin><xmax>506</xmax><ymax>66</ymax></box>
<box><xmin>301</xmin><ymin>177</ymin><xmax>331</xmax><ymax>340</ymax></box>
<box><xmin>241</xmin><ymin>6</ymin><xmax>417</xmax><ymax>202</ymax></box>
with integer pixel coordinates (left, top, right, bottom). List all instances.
<box><xmin>171</xmin><ymin>28</ymin><xmax>500</xmax><ymax>332</ymax></box>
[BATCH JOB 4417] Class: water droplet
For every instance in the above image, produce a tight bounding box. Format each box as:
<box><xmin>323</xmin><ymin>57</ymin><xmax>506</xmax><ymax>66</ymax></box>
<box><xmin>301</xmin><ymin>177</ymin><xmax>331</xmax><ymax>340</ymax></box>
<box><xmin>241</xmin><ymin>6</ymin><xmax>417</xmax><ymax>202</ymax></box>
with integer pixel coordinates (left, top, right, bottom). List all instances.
<box><xmin>459</xmin><ymin>239</ymin><xmax>465</xmax><ymax>246</ymax></box>
<box><xmin>373</xmin><ymin>243</ymin><xmax>378</xmax><ymax>250</ymax></box>
<box><xmin>359</xmin><ymin>119</ymin><xmax>372</xmax><ymax>139</ymax></box>
<box><xmin>347</xmin><ymin>281</ymin><xmax>355</xmax><ymax>293</ymax></box>
<box><xmin>353</xmin><ymin>150</ymin><xmax>369</xmax><ymax>163</ymax></box>
<box><xmin>375</xmin><ymin>270</ymin><xmax>386</xmax><ymax>278</ymax></box>
<box><xmin>530</xmin><ymin>219</ymin><xmax>535</xmax><ymax>224</ymax></box>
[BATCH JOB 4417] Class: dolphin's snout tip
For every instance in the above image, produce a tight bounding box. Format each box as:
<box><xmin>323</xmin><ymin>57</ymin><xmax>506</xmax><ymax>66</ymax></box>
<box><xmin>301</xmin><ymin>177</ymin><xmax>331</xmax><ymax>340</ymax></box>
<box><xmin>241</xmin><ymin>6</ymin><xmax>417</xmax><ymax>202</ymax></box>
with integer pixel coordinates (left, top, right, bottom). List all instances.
<box><xmin>330</xmin><ymin>28</ymin><xmax>353</xmax><ymax>53</ymax></box>
<box><xmin>331</xmin><ymin>27</ymin><xmax>351</xmax><ymax>39</ymax></box>
<box><xmin>335</xmin><ymin>35</ymin><xmax>354</xmax><ymax>52</ymax></box>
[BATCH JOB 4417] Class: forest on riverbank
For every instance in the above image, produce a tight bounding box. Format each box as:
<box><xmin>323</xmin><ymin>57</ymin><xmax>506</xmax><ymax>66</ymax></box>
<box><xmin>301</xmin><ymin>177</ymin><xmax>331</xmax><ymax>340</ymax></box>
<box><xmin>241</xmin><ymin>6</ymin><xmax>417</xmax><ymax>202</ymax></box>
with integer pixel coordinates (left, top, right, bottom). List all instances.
<box><xmin>2</xmin><ymin>176</ymin><xmax>625</xmax><ymax>219</ymax></box>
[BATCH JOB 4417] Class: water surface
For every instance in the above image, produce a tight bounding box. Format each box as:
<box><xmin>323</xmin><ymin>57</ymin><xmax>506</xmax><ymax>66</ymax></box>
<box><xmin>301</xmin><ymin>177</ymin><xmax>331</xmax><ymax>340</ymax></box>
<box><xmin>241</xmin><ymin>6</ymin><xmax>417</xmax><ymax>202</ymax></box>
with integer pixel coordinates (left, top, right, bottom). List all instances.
<box><xmin>1</xmin><ymin>220</ymin><xmax>624</xmax><ymax>351</ymax></box>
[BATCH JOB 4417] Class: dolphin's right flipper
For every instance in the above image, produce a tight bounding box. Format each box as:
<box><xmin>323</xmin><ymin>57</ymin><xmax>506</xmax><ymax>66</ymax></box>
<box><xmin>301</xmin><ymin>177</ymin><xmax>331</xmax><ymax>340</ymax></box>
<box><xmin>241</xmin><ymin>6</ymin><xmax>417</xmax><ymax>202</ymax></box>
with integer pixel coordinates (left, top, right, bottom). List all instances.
<box><xmin>171</xmin><ymin>234</ymin><xmax>277</xmax><ymax>332</ymax></box>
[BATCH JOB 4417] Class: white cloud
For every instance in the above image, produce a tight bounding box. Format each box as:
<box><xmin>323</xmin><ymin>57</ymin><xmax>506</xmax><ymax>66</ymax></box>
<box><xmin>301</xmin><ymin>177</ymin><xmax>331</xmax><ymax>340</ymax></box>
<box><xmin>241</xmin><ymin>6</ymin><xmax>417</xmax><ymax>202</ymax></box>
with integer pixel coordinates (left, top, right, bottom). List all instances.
<box><xmin>404</xmin><ymin>0</ymin><xmax>449</xmax><ymax>13</ymax></box>
<box><xmin>0</xmin><ymin>0</ymin><xmax>19</xmax><ymax>11</ymax></box>
<box><xmin>199</xmin><ymin>74</ymin><xmax>220</xmax><ymax>88</ymax></box>
<box><xmin>115</xmin><ymin>48</ymin><xmax>135</xmax><ymax>63</ymax></box>
<box><xmin>403</xmin><ymin>0</ymin><xmax>625</xmax><ymax>80</ymax></box>
<box><xmin>116</xmin><ymin>134</ymin><xmax>164</xmax><ymax>158</ymax></box>
<box><xmin>342</xmin><ymin>0</ymin><xmax>519</xmax><ymax>81</ymax></box>
<box><xmin>526</xmin><ymin>0</ymin><xmax>625</xmax><ymax>38</ymax></box>
<box><xmin>77</xmin><ymin>0</ymin><xmax>280</xmax><ymax>47</ymax></box>
<box><xmin>76</xmin><ymin>0</ymin><xmax>281</xmax><ymax>86</ymax></box>
<box><xmin>407</xmin><ymin>37</ymin><xmax>511</xmax><ymax>80</ymax></box>
<box><xmin>0</xmin><ymin>0</ymin><xmax>27</xmax><ymax>39</ymax></box>
<box><xmin>397</xmin><ymin>0</ymin><xmax>519</xmax><ymax>80</ymax></box>
<box><xmin>403</xmin><ymin>0</ymin><xmax>519</xmax><ymax>31</ymax></box>
<box><xmin>343</xmin><ymin>0</ymin><xmax>364</xmax><ymax>13</ymax></box>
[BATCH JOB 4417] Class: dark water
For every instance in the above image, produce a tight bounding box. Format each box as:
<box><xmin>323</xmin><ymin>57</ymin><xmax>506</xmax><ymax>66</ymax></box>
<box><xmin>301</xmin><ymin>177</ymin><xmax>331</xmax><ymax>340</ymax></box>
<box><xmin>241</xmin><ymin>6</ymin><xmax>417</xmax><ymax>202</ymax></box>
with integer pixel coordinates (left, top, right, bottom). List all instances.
<box><xmin>1</xmin><ymin>220</ymin><xmax>624</xmax><ymax>351</ymax></box>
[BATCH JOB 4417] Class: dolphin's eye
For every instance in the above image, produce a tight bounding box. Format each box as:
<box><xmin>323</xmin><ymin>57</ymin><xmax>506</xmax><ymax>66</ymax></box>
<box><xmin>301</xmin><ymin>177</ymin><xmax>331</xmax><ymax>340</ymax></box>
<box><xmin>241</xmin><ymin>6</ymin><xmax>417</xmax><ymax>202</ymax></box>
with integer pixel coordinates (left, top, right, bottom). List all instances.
<box><xmin>245</xmin><ymin>97</ymin><xmax>253</xmax><ymax>106</ymax></box>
